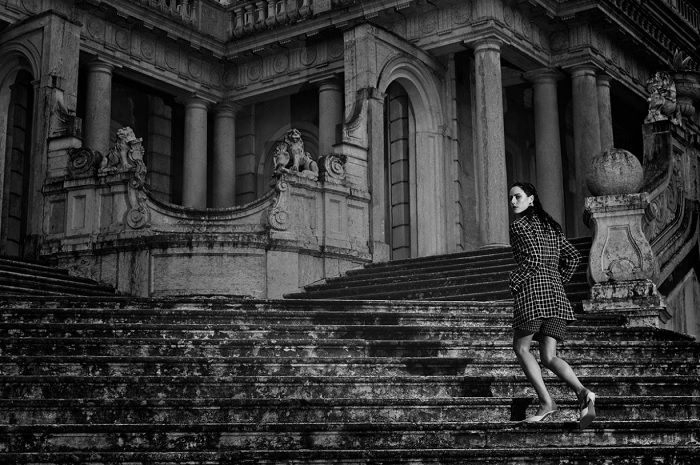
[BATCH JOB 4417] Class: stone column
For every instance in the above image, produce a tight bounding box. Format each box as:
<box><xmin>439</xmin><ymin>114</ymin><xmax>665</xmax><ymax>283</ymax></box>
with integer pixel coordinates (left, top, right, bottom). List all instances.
<box><xmin>317</xmin><ymin>77</ymin><xmax>343</xmax><ymax>156</ymax></box>
<box><xmin>84</xmin><ymin>59</ymin><xmax>114</xmax><ymax>155</ymax></box>
<box><xmin>212</xmin><ymin>103</ymin><xmax>239</xmax><ymax>208</ymax></box>
<box><xmin>570</xmin><ymin>65</ymin><xmax>601</xmax><ymax>236</ymax></box>
<box><xmin>182</xmin><ymin>97</ymin><xmax>209</xmax><ymax>209</ymax></box>
<box><xmin>472</xmin><ymin>39</ymin><xmax>508</xmax><ymax>247</ymax></box>
<box><xmin>597</xmin><ymin>74</ymin><xmax>614</xmax><ymax>151</ymax></box>
<box><xmin>524</xmin><ymin>68</ymin><xmax>566</xmax><ymax>229</ymax></box>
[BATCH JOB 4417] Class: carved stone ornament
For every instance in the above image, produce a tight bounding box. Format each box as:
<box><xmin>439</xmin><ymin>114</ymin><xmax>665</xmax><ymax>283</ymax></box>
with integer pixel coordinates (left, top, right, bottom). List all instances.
<box><xmin>49</xmin><ymin>89</ymin><xmax>82</xmax><ymax>139</ymax></box>
<box><xmin>318</xmin><ymin>153</ymin><xmax>347</xmax><ymax>182</ymax></box>
<box><xmin>99</xmin><ymin>127</ymin><xmax>140</xmax><ymax>174</ymax></box>
<box><xmin>267</xmin><ymin>178</ymin><xmax>290</xmax><ymax>231</ymax></box>
<box><xmin>124</xmin><ymin>136</ymin><xmax>150</xmax><ymax>230</ymax></box>
<box><xmin>67</xmin><ymin>147</ymin><xmax>100</xmax><ymax>177</ymax></box>
<box><xmin>272</xmin><ymin>129</ymin><xmax>319</xmax><ymax>180</ymax></box>
<box><xmin>645</xmin><ymin>72</ymin><xmax>682</xmax><ymax>126</ymax></box>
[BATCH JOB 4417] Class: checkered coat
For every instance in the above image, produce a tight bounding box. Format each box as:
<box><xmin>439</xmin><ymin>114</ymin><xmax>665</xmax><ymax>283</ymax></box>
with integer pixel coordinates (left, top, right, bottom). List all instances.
<box><xmin>508</xmin><ymin>213</ymin><xmax>581</xmax><ymax>328</ymax></box>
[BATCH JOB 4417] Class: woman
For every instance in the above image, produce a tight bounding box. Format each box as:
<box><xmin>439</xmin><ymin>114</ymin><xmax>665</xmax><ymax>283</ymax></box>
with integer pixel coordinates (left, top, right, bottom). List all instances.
<box><xmin>508</xmin><ymin>181</ymin><xmax>596</xmax><ymax>429</ymax></box>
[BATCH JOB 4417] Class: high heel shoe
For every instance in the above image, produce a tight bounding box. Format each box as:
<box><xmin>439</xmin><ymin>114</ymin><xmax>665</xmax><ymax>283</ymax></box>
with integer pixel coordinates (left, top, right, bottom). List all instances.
<box><xmin>523</xmin><ymin>409</ymin><xmax>557</xmax><ymax>423</ymax></box>
<box><xmin>578</xmin><ymin>389</ymin><xmax>596</xmax><ymax>430</ymax></box>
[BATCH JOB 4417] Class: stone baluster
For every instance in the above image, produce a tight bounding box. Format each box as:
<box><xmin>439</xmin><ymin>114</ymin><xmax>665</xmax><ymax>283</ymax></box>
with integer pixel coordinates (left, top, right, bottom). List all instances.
<box><xmin>255</xmin><ymin>1</ymin><xmax>267</xmax><ymax>29</ymax></box>
<box><xmin>266</xmin><ymin>1</ymin><xmax>277</xmax><ymax>26</ymax></box>
<box><xmin>244</xmin><ymin>4</ymin><xmax>255</xmax><ymax>31</ymax></box>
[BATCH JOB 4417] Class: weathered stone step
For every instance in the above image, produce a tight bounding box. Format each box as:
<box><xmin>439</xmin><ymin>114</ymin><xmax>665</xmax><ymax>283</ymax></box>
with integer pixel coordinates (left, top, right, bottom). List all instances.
<box><xmin>3</xmin><ymin>375</ymin><xmax>697</xmax><ymax>399</ymax></box>
<box><xmin>2</xmin><ymin>338</ymin><xmax>697</xmax><ymax>361</ymax></box>
<box><xmin>1</xmin><ymin>306</ymin><xmax>628</xmax><ymax>328</ymax></box>
<box><xmin>1</xmin><ymin>323</ymin><xmax>687</xmax><ymax>342</ymax></box>
<box><xmin>1</xmin><ymin>396</ymin><xmax>697</xmax><ymax>425</ymax></box>
<box><xmin>0</xmin><ymin>272</ymin><xmax>116</xmax><ymax>296</ymax></box>
<box><xmin>1</xmin><ymin>420</ymin><xmax>697</xmax><ymax>452</ymax></box>
<box><xmin>4</xmin><ymin>356</ymin><xmax>695</xmax><ymax>378</ymax></box>
<box><xmin>2</xmin><ymin>446</ymin><xmax>697</xmax><ymax>465</ymax></box>
<box><xmin>315</xmin><ymin>261</ymin><xmax>587</xmax><ymax>290</ymax></box>
<box><xmin>292</xmin><ymin>279</ymin><xmax>590</xmax><ymax>301</ymax></box>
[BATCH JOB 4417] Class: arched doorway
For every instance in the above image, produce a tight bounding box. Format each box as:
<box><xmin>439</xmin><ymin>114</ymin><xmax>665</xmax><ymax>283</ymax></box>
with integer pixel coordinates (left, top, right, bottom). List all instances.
<box><xmin>384</xmin><ymin>82</ymin><xmax>416</xmax><ymax>260</ymax></box>
<box><xmin>1</xmin><ymin>69</ymin><xmax>34</xmax><ymax>257</ymax></box>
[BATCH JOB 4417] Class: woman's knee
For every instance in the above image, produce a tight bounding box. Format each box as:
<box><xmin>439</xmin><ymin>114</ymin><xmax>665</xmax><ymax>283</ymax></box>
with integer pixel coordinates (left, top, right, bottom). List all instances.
<box><xmin>513</xmin><ymin>339</ymin><xmax>531</xmax><ymax>359</ymax></box>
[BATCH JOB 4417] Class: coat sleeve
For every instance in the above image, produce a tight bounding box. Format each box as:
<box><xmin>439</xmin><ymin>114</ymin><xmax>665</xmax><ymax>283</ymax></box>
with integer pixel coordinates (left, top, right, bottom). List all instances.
<box><xmin>558</xmin><ymin>234</ymin><xmax>581</xmax><ymax>284</ymax></box>
<box><xmin>508</xmin><ymin>221</ymin><xmax>542</xmax><ymax>293</ymax></box>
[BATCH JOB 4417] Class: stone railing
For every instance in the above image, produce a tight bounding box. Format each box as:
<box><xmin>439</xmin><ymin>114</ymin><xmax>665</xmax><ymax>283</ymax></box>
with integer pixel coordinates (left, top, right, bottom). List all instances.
<box><xmin>137</xmin><ymin>0</ymin><xmax>200</xmax><ymax>25</ymax></box>
<box><xmin>662</xmin><ymin>0</ymin><xmax>700</xmax><ymax>29</ymax></box>
<box><xmin>41</xmin><ymin>127</ymin><xmax>370</xmax><ymax>298</ymax></box>
<box><xmin>583</xmin><ymin>69</ymin><xmax>700</xmax><ymax>337</ymax></box>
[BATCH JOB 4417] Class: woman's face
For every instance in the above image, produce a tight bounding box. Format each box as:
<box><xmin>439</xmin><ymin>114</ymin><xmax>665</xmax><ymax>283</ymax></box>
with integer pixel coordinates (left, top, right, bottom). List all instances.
<box><xmin>509</xmin><ymin>186</ymin><xmax>534</xmax><ymax>215</ymax></box>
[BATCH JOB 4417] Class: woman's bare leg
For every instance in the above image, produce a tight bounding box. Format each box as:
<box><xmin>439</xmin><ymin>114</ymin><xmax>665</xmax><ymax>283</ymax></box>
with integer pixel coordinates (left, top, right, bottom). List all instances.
<box><xmin>513</xmin><ymin>333</ymin><xmax>556</xmax><ymax>414</ymax></box>
<box><xmin>538</xmin><ymin>335</ymin><xmax>585</xmax><ymax>396</ymax></box>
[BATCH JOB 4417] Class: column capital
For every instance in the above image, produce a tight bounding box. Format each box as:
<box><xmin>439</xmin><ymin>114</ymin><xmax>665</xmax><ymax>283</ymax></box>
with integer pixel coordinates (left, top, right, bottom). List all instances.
<box><xmin>178</xmin><ymin>94</ymin><xmax>212</xmax><ymax>110</ymax></box>
<box><xmin>596</xmin><ymin>74</ymin><xmax>613</xmax><ymax>87</ymax></box>
<box><xmin>566</xmin><ymin>63</ymin><xmax>603</xmax><ymax>78</ymax></box>
<box><xmin>85</xmin><ymin>58</ymin><xmax>116</xmax><ymax>74</ymax></box>
<box><xmin>471</xmin><ymin>38</ymin><xmax>503</xmax><ymax>54</ymax></box>
<box><xmin>310</xmin><ymin>75</ymin><xmax>342</xmax><ymax>89</ymax></box>
<box><xmin>523</xmin><ymin>68</ymin><xmax>564</xmax><ymax>84</ymax></box>
<box><xmin>213</xmin><ymin>101</ymin><xmax>242</xmax><ymax>116</ymax></box>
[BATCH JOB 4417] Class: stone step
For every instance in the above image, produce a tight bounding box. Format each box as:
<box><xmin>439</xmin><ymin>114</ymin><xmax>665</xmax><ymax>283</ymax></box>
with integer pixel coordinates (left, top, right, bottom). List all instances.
<box><xmin>0</xmin><ymin>420</ymin><xmax>697</xmax><ymax>452</ymax></box>
<box><xmin>2</xmin><ymin>375</ymin><xmax>698</xmax><ymax>399</ymax></box>
<box><xmin>2</xmin><ymin>338</ymin><xmax>697</xmax><ymax>360</ymax></box>
<box><xmin>2</xmin><ymin>446</ymin><xmax>697</xmax><ymax>465</ymax></box>
<box><xmin>316</xmin><ymin>261</ymin><xmax>587</xmax><ymax>289</ymax></box>
<box><xmin>1</xmin><ymin>396</ymin><xmax>697</xmax><ymax>425</ymax></box>
<box><xmin>3</xmin><ymin>356</ymin><xmax>696</xmax><ymax>378</ymax></box>
<box><xmin>0</xmin><ymin>323</ymin><xmax>688</xmax><ymax>342</ymax></box>
<box><xmin>291</xmin><ymin>279</ymin><xmax>590</xmax><ymax>301</ymax></box>
<box><xmin>1</xmin><ymin>308</ymin><xmax>628</xmax><ymax>328</ymax></box>
<box><xmin>0</xmin><ymin>271</ymin><xmax>116</xmax><ymax>296</ymax></box>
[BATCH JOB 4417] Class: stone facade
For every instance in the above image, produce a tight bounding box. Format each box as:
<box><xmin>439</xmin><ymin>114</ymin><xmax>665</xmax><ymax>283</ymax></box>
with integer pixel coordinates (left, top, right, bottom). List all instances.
<box><xmin>0</xmin><ymin>1</ymin><xmax>699</xmax><ymax>322</ymax></box>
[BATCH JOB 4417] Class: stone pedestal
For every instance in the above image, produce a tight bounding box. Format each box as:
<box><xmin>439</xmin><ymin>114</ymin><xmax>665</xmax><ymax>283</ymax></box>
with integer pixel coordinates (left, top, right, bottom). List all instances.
<box><xmin>473</xmin><ymin>39</ymin><xmax>508</xmax><ymax>247</ymax></box>
<box><xmin>583</xmin><ymin>193</ymin><xmax>667</xmax><ymax>327</ymax></box>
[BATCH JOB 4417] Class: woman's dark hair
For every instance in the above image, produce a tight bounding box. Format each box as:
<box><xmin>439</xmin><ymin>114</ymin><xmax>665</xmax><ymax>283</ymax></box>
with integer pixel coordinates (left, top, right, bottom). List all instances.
<box><xmin>510</xmin><ymin>181</ymin><xmax>563</xmax><ymax>234</ymax></box>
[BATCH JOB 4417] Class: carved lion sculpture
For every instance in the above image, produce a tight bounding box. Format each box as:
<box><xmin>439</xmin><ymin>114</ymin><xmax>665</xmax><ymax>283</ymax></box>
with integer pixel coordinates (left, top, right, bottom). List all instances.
<box><xmin>283</xmin><ymin>128</ymin><xmax>318</xmax><ymax>179</ymax></box>
<box><xmin>645</xmin><ymin>72</ymin><xmax>681</xmax><ymax>125</ymax></box>
<box><xmin>99</xmin><ymin>127</ymin><xmax>140</xmax><ymax>173</ymax></box>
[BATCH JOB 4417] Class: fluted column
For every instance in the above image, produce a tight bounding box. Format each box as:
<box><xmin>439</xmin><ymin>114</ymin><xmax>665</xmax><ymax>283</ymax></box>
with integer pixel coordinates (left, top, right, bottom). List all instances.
<box><xmin>473</xmin><ymin>39</ymin><xmax>508</xmax><ymax>247</ymax></box>
<box><xmin>524</xmin><ymin>68</ymin><xmax>566</xmax><ymax>229</ymax></box>
<box><xmin>570</xmin><ymin>65</ymin><xmax>601</xmax><ymax>236</ymax></box>
<box><xmin>597</xmin><ymin>74</ymin><xmax>614</xmax><ymax>151</ymax></box>
<box><xmin>84</xmin><ymin>59</ymin><xmax>114</xmax><ymax>155</ymax></box>
<box><xmin>182</xmin><ymin>97</ymin><xmax>209</xmax><ymax>209</ymax></box>
<box><xmin>212</xmin><ymin>103</ymin><xmax>239</xmax><ymax>208</ymax></box>
<box><xmin>317</xmin><ymin>78</ymin><xmax>343</xmax><ymax>156</ymax></box>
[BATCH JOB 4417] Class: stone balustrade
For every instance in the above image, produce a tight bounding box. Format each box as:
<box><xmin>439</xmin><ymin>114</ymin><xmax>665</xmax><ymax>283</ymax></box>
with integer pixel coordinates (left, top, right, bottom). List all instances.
<box><xmin>137</xmin><ymin>0</ymin><xmax>199</xmax><ymax>25</ymax></box>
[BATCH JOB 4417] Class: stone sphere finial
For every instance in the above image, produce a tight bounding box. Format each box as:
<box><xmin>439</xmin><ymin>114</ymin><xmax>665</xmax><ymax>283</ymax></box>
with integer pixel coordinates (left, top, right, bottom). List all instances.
<box><xmin>586</xmin><ymin>148</ymin><xmax>644</xmax><ymax>196</ymax></box>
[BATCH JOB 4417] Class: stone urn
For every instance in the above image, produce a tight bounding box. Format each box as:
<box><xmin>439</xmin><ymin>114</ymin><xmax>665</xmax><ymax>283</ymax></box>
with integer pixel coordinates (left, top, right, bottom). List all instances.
<box><xmin>672</xmin><ymin>70</ymin><xmax>700</xmax><ymax>118</ymax></box>
<box><xmin>586</xmin><ymin>148</ymin><xmax>644</xmax><ymax>196</ymax></box>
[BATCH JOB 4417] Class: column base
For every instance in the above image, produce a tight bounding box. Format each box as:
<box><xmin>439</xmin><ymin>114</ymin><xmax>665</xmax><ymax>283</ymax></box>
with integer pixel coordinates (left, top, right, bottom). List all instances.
<box><xmin>582</xmin><ymin>280</ymin><xmax>671</xmax><ymax>328</ymax></box>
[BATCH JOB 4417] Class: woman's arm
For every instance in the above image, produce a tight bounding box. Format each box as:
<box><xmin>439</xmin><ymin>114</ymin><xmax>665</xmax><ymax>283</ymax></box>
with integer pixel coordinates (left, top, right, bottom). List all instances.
<box><xmin>509</xmin><ymin>221</ymin><xmax>542</xmax><ymax>293</ymax></box>
<box><xmin>558</xmin><ymin>235</ymin><xmax>581</xmax><ymax>284</ymax></box>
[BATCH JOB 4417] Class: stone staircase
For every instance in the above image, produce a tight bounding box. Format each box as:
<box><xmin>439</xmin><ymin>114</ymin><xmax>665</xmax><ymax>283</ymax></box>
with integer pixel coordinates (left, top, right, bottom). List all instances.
<box><xmin>0</xmin><ymin>256</ymin><xmax>116</xmax><ymax>297</ymax></box>
<box><xmin>1</xmin><ymin>294</ymin><xmax>699</xmax><ymax>463</ymax></box>
<box><xmin>286</xmin><ymin>238</ymin><xmax>591</xmax><ymax>305</ymax></box>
